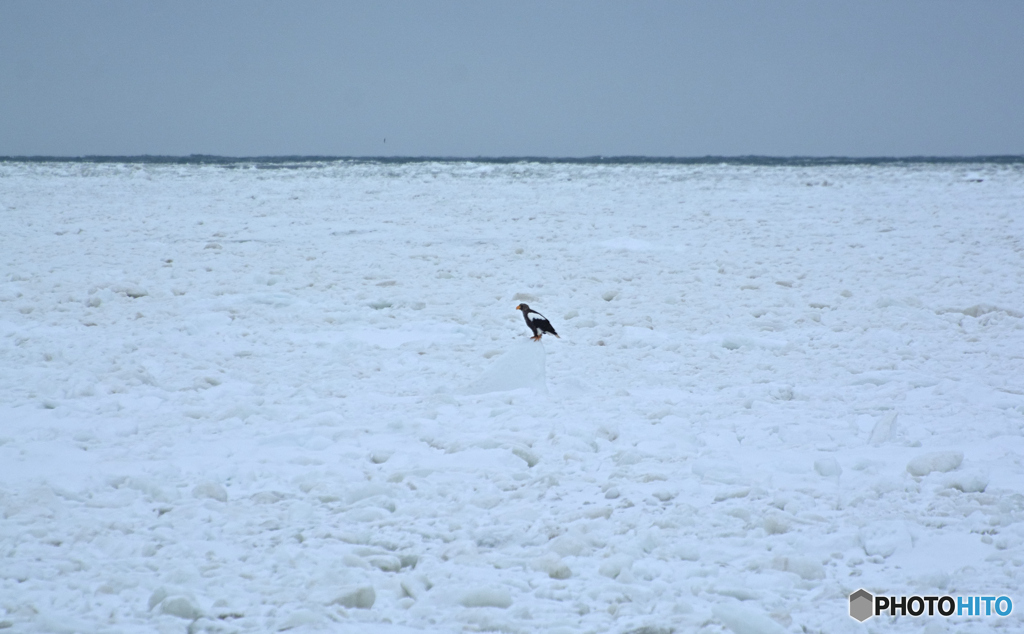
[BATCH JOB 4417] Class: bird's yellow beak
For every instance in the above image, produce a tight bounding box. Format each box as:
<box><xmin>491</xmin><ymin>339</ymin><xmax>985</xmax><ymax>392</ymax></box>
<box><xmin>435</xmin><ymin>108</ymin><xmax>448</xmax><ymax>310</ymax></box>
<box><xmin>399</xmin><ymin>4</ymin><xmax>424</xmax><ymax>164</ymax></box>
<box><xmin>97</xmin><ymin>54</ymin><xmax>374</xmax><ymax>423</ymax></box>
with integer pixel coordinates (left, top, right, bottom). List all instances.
<box><xmin>515</xmin><ymin>304</ymin><xmax>521</xmax><ymax>310</ymax></box>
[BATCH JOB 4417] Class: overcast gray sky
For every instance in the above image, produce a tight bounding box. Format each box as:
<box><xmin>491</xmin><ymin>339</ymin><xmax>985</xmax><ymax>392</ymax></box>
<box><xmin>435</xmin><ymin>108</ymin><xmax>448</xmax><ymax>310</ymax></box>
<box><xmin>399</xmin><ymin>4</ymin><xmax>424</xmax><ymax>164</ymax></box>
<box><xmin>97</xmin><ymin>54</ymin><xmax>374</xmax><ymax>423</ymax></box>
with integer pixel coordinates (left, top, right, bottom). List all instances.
<box><xmin>1</xmin><ymin>1</ymin><xmax>1022</xmax><ymax>157</ymax></box>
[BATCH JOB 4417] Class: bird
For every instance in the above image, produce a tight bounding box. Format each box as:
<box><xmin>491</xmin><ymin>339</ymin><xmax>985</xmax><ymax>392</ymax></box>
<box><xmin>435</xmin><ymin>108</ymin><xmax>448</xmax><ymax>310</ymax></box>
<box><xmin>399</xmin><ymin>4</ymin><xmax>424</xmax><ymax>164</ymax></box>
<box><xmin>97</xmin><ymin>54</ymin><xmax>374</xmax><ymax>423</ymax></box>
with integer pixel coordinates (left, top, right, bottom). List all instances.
<box><xmin>516</xmin><ymin>303</ymin><xmax>559</xmax><ymax>340</ymax></box>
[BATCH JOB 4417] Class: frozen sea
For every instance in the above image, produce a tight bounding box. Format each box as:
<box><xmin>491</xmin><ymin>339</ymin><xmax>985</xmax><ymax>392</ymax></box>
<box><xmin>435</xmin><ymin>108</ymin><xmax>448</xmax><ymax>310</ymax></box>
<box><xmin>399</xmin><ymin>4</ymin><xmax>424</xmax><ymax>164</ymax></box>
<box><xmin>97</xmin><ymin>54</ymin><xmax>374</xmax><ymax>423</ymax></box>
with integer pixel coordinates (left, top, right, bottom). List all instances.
<box><xmin>2</xmin><ymin>158</ymin><xmax>1024</xmax><ymax>633</ymax></box>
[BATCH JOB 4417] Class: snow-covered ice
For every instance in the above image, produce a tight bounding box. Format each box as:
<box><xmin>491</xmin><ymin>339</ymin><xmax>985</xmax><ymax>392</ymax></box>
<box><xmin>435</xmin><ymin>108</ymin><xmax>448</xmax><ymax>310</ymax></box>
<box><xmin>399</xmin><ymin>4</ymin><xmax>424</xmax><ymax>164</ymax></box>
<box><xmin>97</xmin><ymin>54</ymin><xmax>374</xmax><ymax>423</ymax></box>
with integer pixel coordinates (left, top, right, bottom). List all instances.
<box><xmin>2</xmin><ymin>159</ymin><xmax>1024</xmax><ymax>633</ymax></box>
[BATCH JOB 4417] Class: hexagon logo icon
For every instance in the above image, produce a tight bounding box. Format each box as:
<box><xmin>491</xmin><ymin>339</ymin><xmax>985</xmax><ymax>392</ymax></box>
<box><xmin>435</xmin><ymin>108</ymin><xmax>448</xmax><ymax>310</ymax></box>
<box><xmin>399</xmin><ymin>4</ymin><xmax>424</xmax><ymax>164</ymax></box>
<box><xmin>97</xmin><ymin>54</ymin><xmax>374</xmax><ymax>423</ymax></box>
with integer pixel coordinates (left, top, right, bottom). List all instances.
<box><xmin>850</xmin><ymin>589</ymin><xmax>874</xmax><ymax>622</ymax></box>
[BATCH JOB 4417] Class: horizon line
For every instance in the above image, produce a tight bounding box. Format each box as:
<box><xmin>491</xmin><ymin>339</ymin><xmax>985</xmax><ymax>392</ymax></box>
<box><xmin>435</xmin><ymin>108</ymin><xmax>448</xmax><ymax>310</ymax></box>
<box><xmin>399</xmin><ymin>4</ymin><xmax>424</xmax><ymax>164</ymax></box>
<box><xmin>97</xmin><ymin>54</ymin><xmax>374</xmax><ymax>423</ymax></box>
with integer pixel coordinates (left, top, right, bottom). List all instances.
<box><xmin>2</xmin><ymin>154</ymin><xmax>1023</xmax><ymax>166</ymax></box>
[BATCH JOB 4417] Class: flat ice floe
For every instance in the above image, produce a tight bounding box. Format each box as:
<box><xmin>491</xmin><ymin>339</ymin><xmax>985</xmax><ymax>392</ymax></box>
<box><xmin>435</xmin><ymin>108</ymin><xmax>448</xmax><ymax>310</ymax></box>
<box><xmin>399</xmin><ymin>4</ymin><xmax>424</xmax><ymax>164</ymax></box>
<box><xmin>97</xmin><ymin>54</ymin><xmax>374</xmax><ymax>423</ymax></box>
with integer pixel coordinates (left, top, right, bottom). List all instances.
<box><xmin>2</xmin><ymin>160</ymin><xmax>1024</xmax><ymax>633</ymax></box>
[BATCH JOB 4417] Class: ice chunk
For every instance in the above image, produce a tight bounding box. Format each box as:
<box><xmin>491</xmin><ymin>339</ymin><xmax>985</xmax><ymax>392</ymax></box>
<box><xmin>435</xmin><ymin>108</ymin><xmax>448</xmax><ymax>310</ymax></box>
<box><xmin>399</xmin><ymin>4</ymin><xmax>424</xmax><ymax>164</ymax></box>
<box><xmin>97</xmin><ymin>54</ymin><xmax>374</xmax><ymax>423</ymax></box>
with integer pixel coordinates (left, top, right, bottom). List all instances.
<box><xmin>713</xmin><ymin>604</ymin><xmax>788</xmax><ymax>634</ymax></box>
<box><xmin>906</xmin><ymin>451</ymin><xmax>963</xmax><ymax>477</ymax></box>
<box><xmin>160</xmin><ymin>596</ymin><xmax>202</xmax><ymax>620</ymax></box>
<box><xmin>463</xmin><ymin>339</ymin><xmax>546</xmax><ymax>395</ymax></box>
<box><xmin>148</xmin><ymin>587</ymin><xmax>169</xmax><ymax>610</ymax></box>
<box><xmin>192</xmin><ymin>482</ymin><xmax>228</xmax><ymax>502</ymax></box>
<box><xmin>367</xmin><ymin>555</ymin><xmax>402</xmax><ymax>572</ymax></box>
<box><xmin>399</xmin><ymin>576</ymin><xmax>430</xmax><ymax>600</ymax></box>
<box><xmin>531</xmin><ymin>554</ymin><xmax>572</xmax><ymax>579</ymax></box>
<box><xmin>859</xmin><ymin>521</ymin><xmax>913</xmax><ymax>558</ymax></box>
<box><xmin>277</xmin><ymin>609</ymin><xmax>324</xmax><ymax>630</ymax></box>
<box><xmin>869</xmin><ymin>411</ymin><xmax>897</xmax><ymax>445</ymax></box>
<box><xmin>119</xmin><ymin>477</ymin><xmax>176</xmax><ymax>503</ymax></box>
<box><xmin>717</xmin><ymin>334</ymin><xmax>788</xmax><ymax>350</ymax></box>
<box><xmin>459</xmin><ymin>587</ymin><xmax>512</xmax><ymax>609</ymax></box>
<box><xmin>957</xmin><ymin>304</ymin><xmax>1022</xmax><ymax>318</ymax></box>
<box><xmin>549</xmin><ymin>534</ymin><xmax>589</xmax><ymax>557</ymax></box>
<box><xmin>598</xmin><ymin>554</ymin><xmax>633</xmax><ymax>579</ymax></box>
<box><xmin>712</xmin><ymin>585</ymin><xmax>762</xmax><ymax>601</ymax></box>
<box><xmin>813</xmin><ymin>457</ymin><xmax>842</xmax><ymax>478</ymax></box>
<box><xmin>345</xmin><ymin>483</ymin><xmax>392</xmax><ymax>504</ymax></box>
<box><xmin>762</xmin><ymin>512</ymin><xmax>790</xmax><ymax>535</ymax></box>
<box><xmin>771</xmin><ymin>556</ymin><xmax>825</xmax><ymax>580</ymax></box>
<box><xmin>944</xmin><ymin>471</ymin><xmax>988</xmax><ymax>493</ymax></box>
<box><xmin>673</xmin><ymin>544</ymin><xmax>700</xmax><ymax>561</ymax></box>
<box><xmin>369</xmin><ymin>449</ymin><xmax>393</xmax><ymax>464</ymax></box>
<box><xmin>331</xmin><ymin>586</ymin><xmax>375</xmax><ymax>609</ymax></box>
<box><xmin>511</xmin><ymin>446</ymin><xmax>539</xmax><ymax>467</ymax></box>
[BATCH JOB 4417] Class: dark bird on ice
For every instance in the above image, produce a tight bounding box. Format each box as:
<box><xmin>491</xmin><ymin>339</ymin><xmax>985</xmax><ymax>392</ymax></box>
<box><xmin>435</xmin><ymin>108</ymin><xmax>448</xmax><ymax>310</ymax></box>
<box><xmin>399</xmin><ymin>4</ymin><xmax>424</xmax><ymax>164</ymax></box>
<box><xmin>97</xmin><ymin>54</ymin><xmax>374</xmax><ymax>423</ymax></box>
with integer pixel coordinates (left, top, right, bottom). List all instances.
<box><xmin>516</xmin><ymin>303</ymin><xmax>559</xmax><ymax>340</ymax></box>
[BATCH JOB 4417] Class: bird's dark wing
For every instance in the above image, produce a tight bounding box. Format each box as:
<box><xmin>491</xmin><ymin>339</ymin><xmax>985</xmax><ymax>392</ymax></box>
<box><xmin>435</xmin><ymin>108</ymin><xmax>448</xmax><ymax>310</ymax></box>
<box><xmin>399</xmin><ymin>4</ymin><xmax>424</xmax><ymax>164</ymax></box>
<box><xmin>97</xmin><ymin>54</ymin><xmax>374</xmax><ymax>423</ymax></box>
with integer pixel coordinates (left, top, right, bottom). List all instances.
<box><xmin>526</xmin><ymin>311</ymin><xmax>557</xmax><ymax>335</ymax></box>
<box><xmin>524</xmin><ymin>310</ymin><xmax>547</xmax><ymax>323</ymax></box>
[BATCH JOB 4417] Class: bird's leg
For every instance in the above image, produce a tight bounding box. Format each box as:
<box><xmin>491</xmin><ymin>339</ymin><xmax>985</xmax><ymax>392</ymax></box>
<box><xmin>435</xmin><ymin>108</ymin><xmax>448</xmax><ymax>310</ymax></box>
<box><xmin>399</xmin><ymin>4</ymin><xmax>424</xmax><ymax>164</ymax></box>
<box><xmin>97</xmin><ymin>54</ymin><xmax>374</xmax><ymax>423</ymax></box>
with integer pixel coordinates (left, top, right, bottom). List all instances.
<box><xmin>531</xmin><ymin>335</ymin><xmax>542</xmax><ymax>341</ymax></box>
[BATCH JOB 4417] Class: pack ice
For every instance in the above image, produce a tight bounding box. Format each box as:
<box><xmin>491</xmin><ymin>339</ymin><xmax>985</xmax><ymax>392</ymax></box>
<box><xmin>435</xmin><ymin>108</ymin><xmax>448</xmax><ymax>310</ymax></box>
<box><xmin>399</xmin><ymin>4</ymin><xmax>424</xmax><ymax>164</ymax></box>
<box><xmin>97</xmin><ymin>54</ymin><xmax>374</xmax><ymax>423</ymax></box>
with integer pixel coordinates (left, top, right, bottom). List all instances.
<box><xmin>2</xmin><ymin>160</ymin><xmax>1023</xmax><ymax>633</ymax></box>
